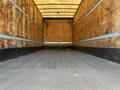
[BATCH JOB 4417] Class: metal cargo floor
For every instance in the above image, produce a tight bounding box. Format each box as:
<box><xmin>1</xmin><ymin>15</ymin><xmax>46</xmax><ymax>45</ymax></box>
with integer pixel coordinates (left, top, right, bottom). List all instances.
<box><xmin>0</xmin><ymin>49</ymin><xmax>120</xmax><ymax>90</ymax></box>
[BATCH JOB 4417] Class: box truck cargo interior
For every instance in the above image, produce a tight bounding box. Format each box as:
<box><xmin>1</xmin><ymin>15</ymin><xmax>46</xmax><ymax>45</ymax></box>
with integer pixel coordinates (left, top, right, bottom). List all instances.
<box><xmin>0</xmin><ymin>0</ymin><xmax>120</xmax><ymax>90</ymax></box>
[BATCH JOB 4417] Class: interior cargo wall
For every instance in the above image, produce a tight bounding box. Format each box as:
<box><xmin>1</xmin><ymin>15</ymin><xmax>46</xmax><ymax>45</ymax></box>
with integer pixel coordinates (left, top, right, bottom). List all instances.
<box><xmin>0</xmin><ymin>0</ymin><xmax>43</xmax><ymax>49</ymax></box>
<box><xmin>73</xmin><ymin>0</ymin><xmax>120</xmax><ymax>63</ymax></box>
<box><xmin>73</xmin><ymin>0</ymin><xmax>120</xmax><ymax>48</ymax></box>
<box><xmin>44</xmin><ymin>19</ymin><xmax>73</xmax><ymax>46</ymax></box>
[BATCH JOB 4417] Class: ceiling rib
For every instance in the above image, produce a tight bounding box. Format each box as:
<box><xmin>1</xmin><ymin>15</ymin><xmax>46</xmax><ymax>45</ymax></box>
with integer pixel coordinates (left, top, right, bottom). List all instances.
<box><xmin>43</xmin><ymin>16</ymin><xmax>73</xmax><ymax>18</ymax></box>
<box><xmin>33</xmin><ymin>0</ymin><xmax>81</xmax><ymax>18</ymax></box>
<box><xmin>41</xmin><ymin>12</ymin><xmax>75</xmax><ymax>13</ymax></box>
<box><xmin>39</xmin><ymin>8</ymin><xmax>76</xmax><ymax>10</ymax></box>
<box><xmin>36</xmin><ymin>4</ymin><xmax>80</xmax><ymax>5</ymax></box>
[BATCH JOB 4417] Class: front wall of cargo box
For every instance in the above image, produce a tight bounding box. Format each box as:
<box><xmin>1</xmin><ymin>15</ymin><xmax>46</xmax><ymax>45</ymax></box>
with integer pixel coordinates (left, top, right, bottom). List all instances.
<box><xmin>44</xmin><ymin>20</ymin><xmax>73</xmax><ymax>46</ymax></box>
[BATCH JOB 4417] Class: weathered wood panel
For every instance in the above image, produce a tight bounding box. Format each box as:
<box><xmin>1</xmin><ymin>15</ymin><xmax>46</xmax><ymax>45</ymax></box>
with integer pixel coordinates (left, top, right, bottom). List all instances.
<box><xmin>73</xmin><ymin>0</ymin><xmax>120</xmax><ymax>48</ymax></box>
<box><xmin>0</xmin><ymin>0</ymin><xmax>43</xmax><ymax>48</ymax></box>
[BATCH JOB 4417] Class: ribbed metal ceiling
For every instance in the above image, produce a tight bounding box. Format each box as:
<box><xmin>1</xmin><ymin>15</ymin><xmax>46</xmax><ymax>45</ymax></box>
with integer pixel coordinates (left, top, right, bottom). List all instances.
<box><xmin>33</xmin><ymin>0</ymin><xmax>81</xmax><ymax>18</ymax></box>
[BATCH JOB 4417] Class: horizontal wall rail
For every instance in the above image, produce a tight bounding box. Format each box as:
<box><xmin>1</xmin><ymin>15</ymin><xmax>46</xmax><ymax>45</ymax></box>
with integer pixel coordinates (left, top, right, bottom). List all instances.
<box><xmin>9</xmin><ymin>0</ymin><xmax>42</xmax><ymax>28</ymax></box>
<box><xmin>86</xmin><ymin>0</ymin><xmax>103</xmax><ymax>18</ymax></box>
<box><xmin>9</xmin><ymin>0</ymin><xmax>30</xmax><ymax>18</ymax></box>
<box><xmin>75</xmin><ymin>32</ymin><xmax>120</xmax><ymax>43</ymax></box>
<box><xmin>0</xmin><ymin>33</ymin><xmax>41</xmax><ymax>44</ymax></box>
<box><xmin>75</xmin><ymin>0</ymin><xmax>103</xmax><ymax>25</ymax></box>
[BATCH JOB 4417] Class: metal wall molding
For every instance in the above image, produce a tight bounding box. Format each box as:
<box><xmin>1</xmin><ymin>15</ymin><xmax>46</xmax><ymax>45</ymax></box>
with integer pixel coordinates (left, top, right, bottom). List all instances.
<box><xmin>9</xmin><ymin>0</ymin><xmax>42</xmax><ymax>27</ymax></box>
<box><xmin>86</xmin><ymin>0</ymin><xmax>103</xmax><ymax>18</ymax></box>
<box><xmin>75</xmin><ymin>32</ymin><xmax>120</xmax><ymax>43</ymax></box>
<box><xmin>74</xmin><ymin>0</ymin><xmax>103</xmax><ymax>25</ymax></box>
<box><xmin>9</xmin><ymin>0</ymin><xmax>31</xmax><ymax>19</ymax></box>
<box><xmin>0</xmin><ymin>33</ymin><xmax>41</xmax><ymax>44</ymax></box>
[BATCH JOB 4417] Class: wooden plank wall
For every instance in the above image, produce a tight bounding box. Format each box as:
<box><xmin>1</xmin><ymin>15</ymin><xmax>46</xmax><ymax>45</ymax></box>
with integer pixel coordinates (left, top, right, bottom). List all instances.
<box><xmin>44</xmin><ymin>20</ymin><xmax>72</xmax><ymax>44</ymax></box>
<box><xmin>73</xmin><ymin>0</ymin><xmax>120</xmax><ymax>48</ymax></box>
<box><xmin>0</xmin><ymin>0</ymin><xmax>43</xmax><ymax>48</ymax></box>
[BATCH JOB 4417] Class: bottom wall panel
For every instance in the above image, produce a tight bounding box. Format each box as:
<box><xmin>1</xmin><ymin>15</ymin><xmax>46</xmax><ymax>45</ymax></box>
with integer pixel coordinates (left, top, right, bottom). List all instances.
<box><xmin>1</xmin><ymin>46</ymin><xmax>120</xmax><ymax>64</ymax></box>
<box><xmin>43</xmin><ymin>45</ymin><xmax>73</xmax><ymax>50</ymax></box>
<box><xmin>0</xmin><ymin>47</ymin><xmax>44</xmax><ymax>62</ymax></box>
<box><xmin>73</xmin><ymin>46</ymin><xmax>120</xmax><ymax>64</ymax></box>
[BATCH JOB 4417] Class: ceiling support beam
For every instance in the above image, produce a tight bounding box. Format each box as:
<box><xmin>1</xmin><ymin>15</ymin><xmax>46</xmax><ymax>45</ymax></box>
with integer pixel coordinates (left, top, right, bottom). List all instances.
<box><xmin>36</xmin><ymin>4</ymin><xmax>79</xmax><ymax>5</ymax></box>
<box><xmin>39</xmin><ymin>8</ymin><xmax>77</xmax><ymax>10</ymax></box>
<box><xmin>41</xmin><ymin>12</ymin><xmax>75</xmax><ymax>13</ymax></box>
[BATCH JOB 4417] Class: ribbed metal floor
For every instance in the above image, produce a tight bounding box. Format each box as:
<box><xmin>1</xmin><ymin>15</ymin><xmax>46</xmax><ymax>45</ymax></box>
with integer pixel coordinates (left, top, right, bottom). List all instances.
<box><xmin>0</xmin><ymin>49</ymin><xmax>120</xmax><ymax>90</ymax></box>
